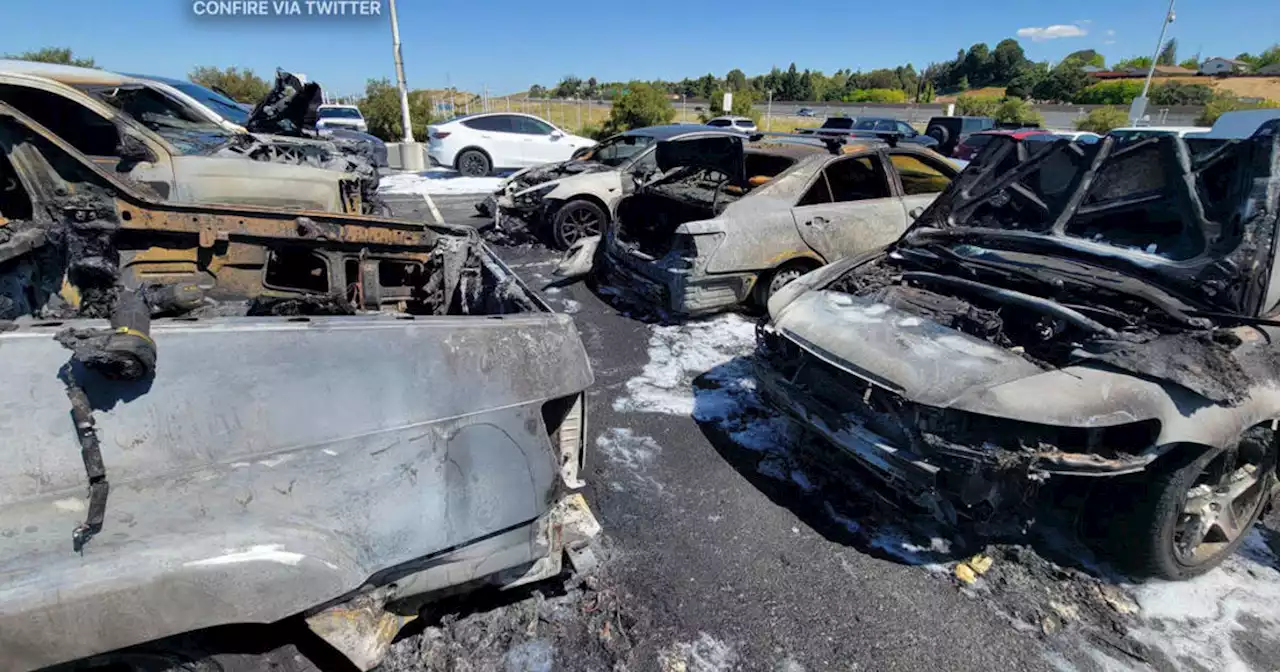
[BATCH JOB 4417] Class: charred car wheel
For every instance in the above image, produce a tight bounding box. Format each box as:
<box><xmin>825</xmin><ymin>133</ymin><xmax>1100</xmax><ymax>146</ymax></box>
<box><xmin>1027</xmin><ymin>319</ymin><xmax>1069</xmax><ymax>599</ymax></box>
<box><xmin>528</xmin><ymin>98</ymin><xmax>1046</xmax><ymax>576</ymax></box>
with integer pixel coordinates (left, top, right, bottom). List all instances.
<box><xmin>456</xmin><ymin>150</ymin><xmax>491</xmax><ymax>177</ymax></box>
<box><xmin>552</xmin><ymin>200</ymin><xmax>607</xmax><ymax>249</ymax></box>
<box><xmin>1106</xmin><ymin>428</ymin><xmax>1277</xmax><ymax>580</ymax></box>
<box><xmin>754</xmin><ymin>261</ymin><xmax>816</xmax><ymax>307</ymax></box>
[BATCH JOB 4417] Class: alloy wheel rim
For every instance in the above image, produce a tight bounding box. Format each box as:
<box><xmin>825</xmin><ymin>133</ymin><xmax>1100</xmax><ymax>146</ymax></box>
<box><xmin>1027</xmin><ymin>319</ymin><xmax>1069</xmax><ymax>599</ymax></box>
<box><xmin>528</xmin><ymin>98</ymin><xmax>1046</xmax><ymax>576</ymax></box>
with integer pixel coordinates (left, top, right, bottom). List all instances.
<box><xmin>1173</xmin><ymin>448</ymin><xmax>1267</xmax><ymax>565</ymax></box>
<box><xmin>462</xmin><ymin>154</ymin><xmax>485</xmax><ymax>176</ymax></box>
<box><xmin>561</xmin><ymin>206</ymin><xmax>601</xmax><ymax>243</ymax></box>
<box><xmin>770</xmin><ymin>269</ymin><xmax>804</xmax><ymax>296</ymax></box>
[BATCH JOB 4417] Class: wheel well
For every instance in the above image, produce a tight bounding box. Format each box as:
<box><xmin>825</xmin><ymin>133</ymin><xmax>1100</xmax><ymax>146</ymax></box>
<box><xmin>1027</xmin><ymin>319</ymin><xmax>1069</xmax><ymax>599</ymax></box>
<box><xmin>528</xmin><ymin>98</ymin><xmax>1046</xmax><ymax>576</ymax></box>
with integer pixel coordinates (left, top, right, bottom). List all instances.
<box><xmin>552</xmin><ymin>194</ymin><xmax>611</xmax><ymax>221</ymax></box>
<box><xmin>453</xmin><ymin>146</ymin><xmax>492</xmax><ymax>170</ymax></box>
<box><xmin>774</xmin><ymin>255</ymin><xmax>824</xmax><ymax>274</ymax></box>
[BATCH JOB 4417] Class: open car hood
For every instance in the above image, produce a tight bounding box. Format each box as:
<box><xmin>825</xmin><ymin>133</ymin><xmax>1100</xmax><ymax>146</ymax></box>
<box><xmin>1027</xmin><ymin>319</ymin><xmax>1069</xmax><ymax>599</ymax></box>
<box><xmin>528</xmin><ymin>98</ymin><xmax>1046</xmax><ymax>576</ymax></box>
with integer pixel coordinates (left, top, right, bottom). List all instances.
<box><xmin>245</xmin><ymin>69</ymin><xmax>321</xmax><ymax>136</ymax></box>
<box><xmin>654</xmin><ymin>134</ymin><xmax>744</xmax><ymax>183</ymax></box>
<box><xmin>897</xmin><ymin>124</ymin><xmax>1280</xmax><ymax>315</ymax></box>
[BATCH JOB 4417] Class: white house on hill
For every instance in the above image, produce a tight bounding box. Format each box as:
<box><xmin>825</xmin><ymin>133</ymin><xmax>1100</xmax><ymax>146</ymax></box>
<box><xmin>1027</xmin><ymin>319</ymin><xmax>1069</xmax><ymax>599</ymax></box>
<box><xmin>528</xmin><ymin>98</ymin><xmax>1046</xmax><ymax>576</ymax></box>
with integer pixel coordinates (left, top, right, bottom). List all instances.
<box><xmin>1200</xmin><ymin>57</ymin><xmax>1251</xmax><ymax>75</ymax></box>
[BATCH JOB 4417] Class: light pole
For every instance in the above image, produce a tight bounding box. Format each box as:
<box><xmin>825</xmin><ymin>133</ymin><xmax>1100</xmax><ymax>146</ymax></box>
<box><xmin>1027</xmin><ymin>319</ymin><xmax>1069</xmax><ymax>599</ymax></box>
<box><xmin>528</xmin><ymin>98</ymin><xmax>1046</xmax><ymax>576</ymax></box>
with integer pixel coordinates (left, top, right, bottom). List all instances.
<box><xmin>387</xmin><ymin>0</ymin><xmax>424</xmax><ymax>170</ymax></box>
<box><xmin>766</xmin><ymin>89</ymin><xmax>773</xmax><ymax>131</ymax></box>
<box><xmin>1133</xmin><ymin>0</ymin><xmax>1176</xmax><ymax>124</ymax></box>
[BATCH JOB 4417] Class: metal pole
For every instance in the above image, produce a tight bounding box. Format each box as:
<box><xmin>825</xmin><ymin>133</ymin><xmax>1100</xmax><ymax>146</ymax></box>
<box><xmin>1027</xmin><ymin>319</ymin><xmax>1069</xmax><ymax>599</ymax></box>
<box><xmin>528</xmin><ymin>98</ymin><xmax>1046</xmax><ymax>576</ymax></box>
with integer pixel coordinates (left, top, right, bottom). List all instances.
<box><xmin>766</xmin><ymin>90</ymin><xmax>773</xmax><ymax>131</ymax></box>
<box><xmin>388</xmin><ymin>0</ymin><xmax>414</xmax><ymax>142</ymax></box>
<box><xmin>1141</xmin><ymin>0</ymin><xmax>1172</xmax><ymax>113</ymax></box>
<box><xmin>577</xmin><ymin>99</ymin><xmax>582</xmax><ymax>130</ymax></box>
<box><xmin>682</xmin><ymin>94</ymin><xmax>687</xmax><ymax>121</ymax></box>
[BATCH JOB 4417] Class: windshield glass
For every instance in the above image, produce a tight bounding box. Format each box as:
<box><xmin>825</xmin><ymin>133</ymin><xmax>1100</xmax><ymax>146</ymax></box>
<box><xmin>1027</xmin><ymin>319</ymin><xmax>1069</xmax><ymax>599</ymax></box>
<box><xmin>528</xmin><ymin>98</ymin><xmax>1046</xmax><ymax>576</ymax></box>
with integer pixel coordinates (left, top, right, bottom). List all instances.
<box><xmin>81</xmin><ymin>84</ymin><xmax>233</xmax><ymax>155</ymax></box>
<box><xmin>172</xmin><ymin>82</ymin><xmax>250</xmax><ymax>125</ymax></box>
<box><xmin>588</xmin><ymin>134</ymin><xmax>656</xmax><ymax>166</ymax></box>
<box><xmin>854</xmin><ymin>119</ymin><xmax>879</xmax><ymax>130</ymax></box>
<box><xmin>319</xmin><ymin>107</ymin><xmax>363</xmax><ymax>119</ymax></box>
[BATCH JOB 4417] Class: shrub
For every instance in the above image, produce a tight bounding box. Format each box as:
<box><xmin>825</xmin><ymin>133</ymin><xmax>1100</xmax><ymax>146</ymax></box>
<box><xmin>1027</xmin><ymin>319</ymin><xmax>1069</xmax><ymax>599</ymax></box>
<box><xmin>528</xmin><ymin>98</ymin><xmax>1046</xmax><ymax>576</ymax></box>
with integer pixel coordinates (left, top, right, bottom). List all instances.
<box><xmin>843</xmin><ymin>88</ymin><xmax>908</xmax><ymax>104</ymax></box>
<box><xmin>994</xmin><ymin>98</ymin><xmax>1044</xmax><ymax>126</ymax></box>
<box><xmin>1197</xmin><ymin>94</ymin><xmax>1280</xmax><ymax>126</ymax></box>
<box><xmin>1149</xmin><ymin>81</ymin><xmax>1213</xmax><ymax>106</ymax></box>
<box><xmin>602</xmin><ymin>83</ymin><xmax>676</xmax><ymax>134</ymax></box>
<box><xmin>1075</xmin><ymin>107</ymin><xmax>1130</xmax><ymax>134</ymax></box>
<box><xmin>1073</xmin><ymin>80</ymin><xmax>1144</xmax><ymax>105</ymax></box>
<box><xmin>954</xmin><ymin>94</ymin><xmax>1001</xmax><ymax>117</ymax></box>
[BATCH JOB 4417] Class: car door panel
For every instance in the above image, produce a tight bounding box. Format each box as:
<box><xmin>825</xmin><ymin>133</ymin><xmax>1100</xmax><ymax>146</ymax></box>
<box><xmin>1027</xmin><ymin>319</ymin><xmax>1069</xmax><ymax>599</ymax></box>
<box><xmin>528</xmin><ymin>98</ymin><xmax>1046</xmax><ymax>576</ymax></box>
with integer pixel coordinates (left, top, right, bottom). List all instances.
<box><xmin>886</xmin><ymin>151</ymin><xmax>957</xmax><ymax>222</ymax></box>
<box><xmin>792</xmin><ymin>155</ymin><xmax>908</xmax><ymax>261</ymax></box>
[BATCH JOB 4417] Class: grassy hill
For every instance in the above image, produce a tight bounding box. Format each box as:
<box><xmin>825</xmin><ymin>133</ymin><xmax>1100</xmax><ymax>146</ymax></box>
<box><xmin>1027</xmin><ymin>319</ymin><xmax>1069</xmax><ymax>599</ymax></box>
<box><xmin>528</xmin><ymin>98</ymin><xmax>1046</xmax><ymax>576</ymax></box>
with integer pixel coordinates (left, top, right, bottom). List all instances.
<box><xmin>935</xmin><ymin>76</ymin><xmax>1280</xmax><ymax>104</ymax></box>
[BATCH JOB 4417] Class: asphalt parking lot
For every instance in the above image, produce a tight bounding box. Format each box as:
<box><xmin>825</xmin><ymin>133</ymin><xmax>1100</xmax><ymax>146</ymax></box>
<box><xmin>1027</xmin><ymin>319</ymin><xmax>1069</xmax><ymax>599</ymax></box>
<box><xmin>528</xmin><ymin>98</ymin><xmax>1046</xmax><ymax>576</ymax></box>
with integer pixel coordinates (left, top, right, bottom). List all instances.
<box><xmin>378</xmin><ymin>187</ymin><xmax>1280</xmax><ymax>672</ymax></box>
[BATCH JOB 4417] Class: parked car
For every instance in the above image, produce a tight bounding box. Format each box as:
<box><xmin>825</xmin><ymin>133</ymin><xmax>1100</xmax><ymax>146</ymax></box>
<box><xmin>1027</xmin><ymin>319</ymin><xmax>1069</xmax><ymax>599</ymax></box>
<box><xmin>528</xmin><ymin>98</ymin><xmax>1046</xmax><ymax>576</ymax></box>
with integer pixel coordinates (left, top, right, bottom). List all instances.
<box><xmin>953</xmin><ymin>128</ymin><xmax>1052</xmax><ymax>161</ymax></box>
<box><xmin>755</xmin><ymin>127</ymin><xmax>1280</xmax><ymax>581</ymax></box>
<box><xmin>707</xmin><ymin>115</ymin><xmax>759</xmax><ymax>134</ymax></box>
<box><xmin>797</xmin><ymin>107</ymin><xmax>818</xmax><ymax>117</ymax></box>
<box><xmin>0</xmin><ymin>98</ymin><xmax>598</xmax><ymax>670</ymax></box>
<box><xmin>315</xmin><ymin>103</ymin><xmax>368</xmax><ymax>133</ymax></box>
<box><xmin>1043</xmin><ymin>130</ymin><xmax>1102</xmax><ymax>143</ymax></box>
<box><xmin>427</xmin><ymin>112</ymin><xmax>596</xmax><ymax>177</ymax></box>
<box><xmin>924</xmin><ymin>116</ymin><xmax>995</xmax><ymax>156</ymax></box>
<box><xmin>561</xmin><ymin>134</ymin><xmax>959</xmax><ymax>316</ymax></box>
<box><xmin>1108</xmin><ymin>125</ymin><xmax>1211</xmax><ymax>142</ymax></box>
<box><xmin>478</xmin><ymin>125</ymin><xmax>723</xmax><ymax>248</ymax></box>
<box><xmin>0</xmin><ymin>64</ymin><xmax>366</xmax><ymax>214</ymax></box>
<box><xmin>799</xmin><ymin>116</ymin><xmax>857</xmax><ymax>137</ymax></box>
<box><xmin>121</xmin><ymin>72</ymin><xmax>390</xmax><ymax>169</ymax></box>
<box><xmin>847</xmin><ymin>117</ymin><xmax>940</xmax><ymax>149</ymax></box>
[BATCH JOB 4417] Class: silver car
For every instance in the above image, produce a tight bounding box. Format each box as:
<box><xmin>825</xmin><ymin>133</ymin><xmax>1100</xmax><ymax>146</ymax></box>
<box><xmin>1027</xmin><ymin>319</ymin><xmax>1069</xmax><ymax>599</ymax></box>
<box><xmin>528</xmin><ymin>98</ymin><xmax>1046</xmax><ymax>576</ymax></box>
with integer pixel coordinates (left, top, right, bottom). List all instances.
<box><xmin>591</xmin><ymin>135</ymin><xmax>959</xmax><ymax>316</ymax></box>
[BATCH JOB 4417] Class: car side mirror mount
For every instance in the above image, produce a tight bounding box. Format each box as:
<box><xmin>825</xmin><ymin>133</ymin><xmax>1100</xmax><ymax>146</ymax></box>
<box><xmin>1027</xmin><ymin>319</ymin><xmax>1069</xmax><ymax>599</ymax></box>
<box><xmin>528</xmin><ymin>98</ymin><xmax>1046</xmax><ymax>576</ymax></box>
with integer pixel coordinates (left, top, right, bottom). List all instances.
<box><xmin>117</xmin><ymin>133</ymin><xmax>158</xmax><ymax>165</ymax></box>
<box><xmin>909</xmin><ymin>206</ymin><xmax>925</xmax><ymax>220</ymax></box>
<box><xmin>550</xmin><ymin>130</ymin><xmax>564</xmax><ymax>139</ymax></box>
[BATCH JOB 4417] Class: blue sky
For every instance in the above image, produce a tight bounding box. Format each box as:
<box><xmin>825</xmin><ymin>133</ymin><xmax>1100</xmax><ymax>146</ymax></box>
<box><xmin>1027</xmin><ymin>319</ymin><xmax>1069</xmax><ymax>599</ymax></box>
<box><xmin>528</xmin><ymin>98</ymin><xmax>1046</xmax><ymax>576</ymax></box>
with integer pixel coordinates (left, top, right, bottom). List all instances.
<box><xmin>1</xmin><ymin>0</ymin><xmax>1275</xmax><ymax>97</ymax></box>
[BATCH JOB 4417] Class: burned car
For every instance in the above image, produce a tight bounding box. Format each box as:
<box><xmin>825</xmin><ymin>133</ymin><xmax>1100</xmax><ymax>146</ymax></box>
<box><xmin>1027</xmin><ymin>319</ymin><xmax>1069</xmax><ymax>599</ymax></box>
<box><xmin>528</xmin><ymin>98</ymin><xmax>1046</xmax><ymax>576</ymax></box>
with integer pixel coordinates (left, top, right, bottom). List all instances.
<box><xmin>478</xmin><ymin>125</ymin><xmax>713</xmax><ymax>249</ymax></box>
<box><xmin>755</xmin><ymin>127</ymin><xmax>1280</xmax><ymax>579</ymax></box>
<box><xmin>574</xmin><ymin>134</ymin><xmax>957</xmax><ymax>316</ymax></box>
<box><xmin>0</xmin><ymin>101</ymin><xmax>597</xmax><ymax>670</ymax></box>
<box><xmin>0</xmin><ymin>61</ymin><xmax>376</xmax><ymax>215</ymax></box>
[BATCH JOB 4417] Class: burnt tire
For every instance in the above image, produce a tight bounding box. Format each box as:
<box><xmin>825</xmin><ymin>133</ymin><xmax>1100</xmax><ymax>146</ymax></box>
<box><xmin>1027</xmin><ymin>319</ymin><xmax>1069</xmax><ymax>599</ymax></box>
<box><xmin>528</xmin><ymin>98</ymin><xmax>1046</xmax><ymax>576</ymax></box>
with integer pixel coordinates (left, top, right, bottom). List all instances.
<box><xmin>456</xmin><ymin>149</ymin><xmax>491</xmax><ymax>177</ymax></box>
<box><xmin>753</xmin><ymin>260</ymin><xmax>816</xmax><ymax>309</ymax></box>
<box><xmin>551</xmin><ymin>200</ymin><xmax>607</xmax><ymax>250</ymax></box>
<box><xmin>1095</xmin><ymin>430</ymin><xmax>1277</xmax><ymax>580</ymax></box>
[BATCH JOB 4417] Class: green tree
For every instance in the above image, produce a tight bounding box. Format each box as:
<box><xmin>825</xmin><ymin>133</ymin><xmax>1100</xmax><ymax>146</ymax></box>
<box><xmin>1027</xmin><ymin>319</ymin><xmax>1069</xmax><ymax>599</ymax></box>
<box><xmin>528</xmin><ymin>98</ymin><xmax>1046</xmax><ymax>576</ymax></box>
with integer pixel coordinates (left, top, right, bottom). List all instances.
<box><xmin>1157</xmin><ymin>38</ymin><xmax>1178</xmax><ymax>66</ymax></box>
<box><xmin>1064</xmin><ymin>49</ymin><xmax>1106</xmax><ymax>68</ymax></box>
<box><xmin>1075</xmin><ymin>107</ymin><xmax>1129</xmax><ymax>133</ymax></box>
<box><xmin>954</xmin><ymin>94</ymin><xmax>1000</xmax><ymax>116</ymax></box>
<box><xmin>5</xmin><ymin>47</ymin><xmax>96</xmax><ymax>67</ymax></box>
<box><xmin>1033</xmin><ymin>60</ymin><xmax>1092</xmax><ymax>103</ymax></box>
<box><xmin>708</xmin><ymin>88</ymin><xmax>759</xmax><ymax>122</ymax></box>
<box><xmin>528</xmin><ymin>84</ymin><xmax>547</xmax><ymax>98</ymax></box>
<box><xmin>991</xmin><ymin>39</ymin><xmax>1030</xmax><ymax>83</ymax></box>
<box><xmin>726</xmin><ymin>69</ymin><xmax>748</xmax><ymax>92</ymax></box>
<box><xmin>1256</xmin><ymin>44</ymin><xmax>1280</xmax><ymax>69</ymax></box>
<box><xmin>553</xmin><ymin>75</ymin><xmax>583</xmax><ymax>99</ymax></box>
<box><xmin>780</xmin><ymin>63</ymin><xmax>801</xmax><ymax>100</ymax></box>
<box><xmin>844</xmin><ymin>88</ymin><xmax>909</xmax><ymax>103</ymax></box>
<box><xmin>357</xmin><ymin>78</ymin><xmax>432</xmax><ymax>141</ymax></box>
<box><xmin>1179</xmin><ymin>57</ymin><xmax>1201</xmax><ymax>70</ymax></box>
<box><xmin>994</xmin><ymin>98</ymin><xmax>1044</xmax><ymax>126</ymax></box>
<box><xmin>603</xmin><ymin>82</ymin><xmax>676</xmax><ymax>134</ymax></box>
<box><xmin>918</xmin><ymin>80</ymin><xmax>936</xmax><ymax>103</ymax></box>
<box><xmin>189</xmin><ymin>66</ymin><xmax>271</xmax><ymax>104</ymax></box>
<box><xmin>962</xmin><ymin>43</ymin><xmax>994</xmax><ymax>87</ymax></box>
<box><xmin>1113</xmin><ymin>56</ymin><xmax>1154</xmax><ymax>71</ymax></box>
<box><xmin>1006</xmin><ymin>62</ymin><xmax>1048</xmax><ymax>99</ymax></box>
<box><xmin>697</xmin><ymin>73</ymin><xmax>719</xmax><ymax>99</ymax></box>
<box><xmin>1150</xmin><ymin>81</ymin><xmax>1213</xmax><ymax>105</ymax></box>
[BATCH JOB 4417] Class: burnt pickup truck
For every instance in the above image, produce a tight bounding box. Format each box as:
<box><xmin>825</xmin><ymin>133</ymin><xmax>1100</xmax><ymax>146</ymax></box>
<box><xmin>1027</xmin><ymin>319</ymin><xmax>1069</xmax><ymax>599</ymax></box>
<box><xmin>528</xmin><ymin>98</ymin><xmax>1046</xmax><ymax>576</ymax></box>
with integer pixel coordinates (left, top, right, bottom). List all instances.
<box><xmin>0</xmin><ymin>101</ymin><xmax>597</xmax><ymax>670</ymax></box>
<box><xmin>756</xmin><ymin>127</ymin><xmax>1280</xmax><ymax>580</ymax></box>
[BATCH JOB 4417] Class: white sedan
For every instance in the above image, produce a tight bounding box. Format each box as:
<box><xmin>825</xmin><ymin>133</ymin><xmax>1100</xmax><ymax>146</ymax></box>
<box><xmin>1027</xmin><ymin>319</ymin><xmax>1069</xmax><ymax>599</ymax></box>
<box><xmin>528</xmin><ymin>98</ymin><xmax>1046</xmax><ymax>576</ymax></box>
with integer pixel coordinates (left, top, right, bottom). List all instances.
<box><xmin>427</xmin><ymin>112</ymin><xmax>595</xmax><ymax>176</ymax></box>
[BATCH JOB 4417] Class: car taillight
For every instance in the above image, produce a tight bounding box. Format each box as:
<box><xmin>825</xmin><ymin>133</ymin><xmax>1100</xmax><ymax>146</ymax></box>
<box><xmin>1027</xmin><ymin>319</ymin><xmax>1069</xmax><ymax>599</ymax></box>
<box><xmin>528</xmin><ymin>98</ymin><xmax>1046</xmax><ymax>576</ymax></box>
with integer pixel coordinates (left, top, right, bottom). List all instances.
<box><xmin>431</xmin><ymin>131</ymin><xmax>451</xmax><ymax>139</ymax></box>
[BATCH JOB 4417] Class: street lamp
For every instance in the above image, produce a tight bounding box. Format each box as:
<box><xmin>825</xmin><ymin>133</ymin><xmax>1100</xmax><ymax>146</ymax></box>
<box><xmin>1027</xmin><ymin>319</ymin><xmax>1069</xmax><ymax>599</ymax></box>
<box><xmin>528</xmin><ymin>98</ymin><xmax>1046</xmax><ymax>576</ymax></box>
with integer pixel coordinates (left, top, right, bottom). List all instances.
<box><xmin>387</xmin><ymin>0</ymin><xmax>425</xmax><ymax>170</ymax></box>
<box><xmin>766</xmin><ymin>89</ymin><xmax>773</xmax><ymax>131</ymax></box>
<box><xmin>1132</xmin><ymin>0</ymin><xmax>1176</xmax><ymax>124</ymax></box>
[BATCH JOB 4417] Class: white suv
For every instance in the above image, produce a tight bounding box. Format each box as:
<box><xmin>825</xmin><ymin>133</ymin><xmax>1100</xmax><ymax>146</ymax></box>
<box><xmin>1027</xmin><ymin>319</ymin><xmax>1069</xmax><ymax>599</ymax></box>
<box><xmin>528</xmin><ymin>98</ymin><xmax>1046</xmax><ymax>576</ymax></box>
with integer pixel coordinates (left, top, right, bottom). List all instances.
<box><xmin>427</xmin><ymin>112</ymin><xmax>595</xmax><ymax>176</ymax></box>
<box><xmin>315</xmin><ymin>104</ymin><xmax>368</xmax><ymax>133</ymax></box>
<box><xmin>707</xmin><ymin>115</ymin><xmax>758</xmax><ymax>135</ymax></box>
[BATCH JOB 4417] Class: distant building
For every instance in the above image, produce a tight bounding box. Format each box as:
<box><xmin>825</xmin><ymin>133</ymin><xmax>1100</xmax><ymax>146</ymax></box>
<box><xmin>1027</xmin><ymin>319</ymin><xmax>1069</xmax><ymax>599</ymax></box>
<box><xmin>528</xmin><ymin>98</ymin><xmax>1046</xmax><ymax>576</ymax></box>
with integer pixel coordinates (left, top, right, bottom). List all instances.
<box><xmin>1200</xmin><ymin>57</ymin><xmax>1251</xmax><ymax>75</ymax></box>
<box><xmin>1258</xmin><ymin>62</ymin><xmax>1280</xmax><ymax>76</ymax></box>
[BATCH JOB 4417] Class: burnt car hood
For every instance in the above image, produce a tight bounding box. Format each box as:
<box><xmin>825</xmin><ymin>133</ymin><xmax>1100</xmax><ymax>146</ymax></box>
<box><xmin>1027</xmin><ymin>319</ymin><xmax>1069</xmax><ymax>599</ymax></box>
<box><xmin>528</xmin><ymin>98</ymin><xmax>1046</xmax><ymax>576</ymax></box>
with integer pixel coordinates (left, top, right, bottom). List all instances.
<box><xmin>654</xmin><ymin>135</ymin><xmax>743</xmax><ymax>183</ymax></box>
<box><xmin>509</xmin><ymin>159</ymin><xmax>611</xmax><ymax>188</ymax></box>
<box><xmin>245</xmin><ymin>70</ymin><xmax>321</xmax><ymax>136</ymax></box>
<box><xmin>770</xmin><ymin>290</ymin><xmax>1042</xmax><ymax>408</ymax></box>
<box><xmin>902</xmin><ymin>127</ymin><xmax>1280</xmax><ymax>315</ymax></box>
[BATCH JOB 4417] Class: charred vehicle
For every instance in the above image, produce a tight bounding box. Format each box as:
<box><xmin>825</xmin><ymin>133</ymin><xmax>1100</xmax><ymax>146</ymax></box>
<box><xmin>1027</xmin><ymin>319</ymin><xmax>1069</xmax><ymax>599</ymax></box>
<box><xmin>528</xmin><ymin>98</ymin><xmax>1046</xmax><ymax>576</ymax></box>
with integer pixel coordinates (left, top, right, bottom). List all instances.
<box><xmin>0</xmin><ymin>101</ymin><xmax>597</xmax><ymax>670</ymax></box>
<box><xmin>574</xmin><ymin>135</ymin><xmax>957</xmax><ymax>316</ymax></box>
<box><xmin>0</xmin><ymin>61</ymin><xmax>380</xmax><ymax>215</ymax></box>
<box><xmin>755</xmin><ymin>127</ymin><xmax>1280</xmax><ymax>579</ymax></box>
<box><xmin>478</xmin><ymin>125</ymin><xmax>720</xmax><ymax>249</ymax></box>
